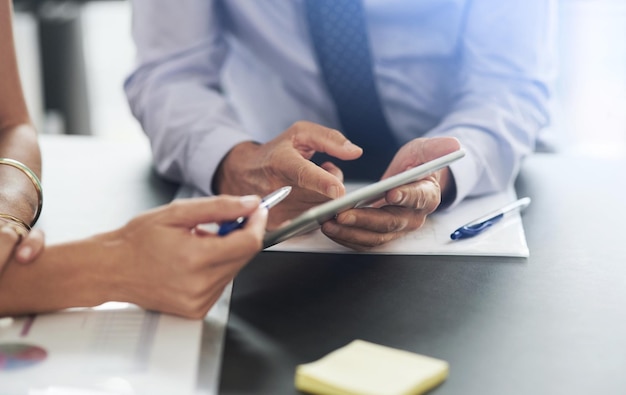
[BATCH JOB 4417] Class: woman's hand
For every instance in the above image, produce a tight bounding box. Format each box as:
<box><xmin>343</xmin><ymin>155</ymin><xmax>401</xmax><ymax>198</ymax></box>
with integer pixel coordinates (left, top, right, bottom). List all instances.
<box><xmin>102</xmin><ymin>195</ymin><xmax>268</xmax><ymax>319</ymax></box>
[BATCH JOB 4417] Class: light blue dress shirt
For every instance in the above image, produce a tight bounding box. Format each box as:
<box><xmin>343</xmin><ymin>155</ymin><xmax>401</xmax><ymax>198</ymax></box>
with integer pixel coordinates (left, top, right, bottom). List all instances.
<box><xmin>125</xmin><ymin>0</ymin><xmax>556</xmax><ymax>206</ymax></box>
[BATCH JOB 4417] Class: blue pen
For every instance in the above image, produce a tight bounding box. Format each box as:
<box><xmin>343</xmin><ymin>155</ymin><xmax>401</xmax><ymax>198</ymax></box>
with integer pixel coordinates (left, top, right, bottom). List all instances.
<box><xmin>218</xmin><ymin>186</ymin><xmax>292</xmax><ymax>236</ymax></box>
<box><xmin>450</xmin><ymin>197</ymin><xmax>531</xmax><ymax>240</ymax></box>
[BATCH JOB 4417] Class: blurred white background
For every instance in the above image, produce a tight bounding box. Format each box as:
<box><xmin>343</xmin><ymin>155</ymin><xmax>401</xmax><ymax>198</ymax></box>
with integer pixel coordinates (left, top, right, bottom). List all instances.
<box><xmin>555</xmin><ymin>0</ymin><xmax>626</xmax><ymax>157</ymax></box>
<box><xmin>81</xmin><ymin>0</ymin><xmax>141</xmax><ymax>141</ymax></box>
<box><xmin>13</xmin><ymin>0</ymin><xmax>626</xmax><ymax>156</ymax></box>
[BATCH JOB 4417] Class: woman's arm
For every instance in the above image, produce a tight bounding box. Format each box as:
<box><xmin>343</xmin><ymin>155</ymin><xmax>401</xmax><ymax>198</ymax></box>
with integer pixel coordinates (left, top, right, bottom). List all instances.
<box><xmin>0</xmin><ymin>195</ymin><xmax>267</xmax><ymax>319</ymax></box>
<box><xmin>0</xmin><ymin>0</ymin><xmax>44</xmax><ymax>265</ymax></box>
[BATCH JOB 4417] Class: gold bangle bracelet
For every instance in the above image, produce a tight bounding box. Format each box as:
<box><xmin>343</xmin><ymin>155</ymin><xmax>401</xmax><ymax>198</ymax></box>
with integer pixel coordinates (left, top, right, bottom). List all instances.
<box><xmin>0</xmin><ymin>157</ymin><xmax>43</xmax><ymax>227</ymax></box>
<box><xmin>0</xmin><ymin>213</ymin><xmax>30</xmax><ymax>238</ymax></box>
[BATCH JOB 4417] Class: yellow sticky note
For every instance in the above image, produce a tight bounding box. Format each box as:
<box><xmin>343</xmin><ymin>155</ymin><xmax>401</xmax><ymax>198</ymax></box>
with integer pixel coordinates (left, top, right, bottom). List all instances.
<box><xmin>295</xmin><ymin>340</ymin><xmax>448</xmax><ymax>395</ymax></box>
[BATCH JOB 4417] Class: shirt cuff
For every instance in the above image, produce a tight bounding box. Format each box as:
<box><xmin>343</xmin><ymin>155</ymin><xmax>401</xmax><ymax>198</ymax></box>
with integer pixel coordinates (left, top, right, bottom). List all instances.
<box><xmin>187</xmin><ymin>127</ymin><xmax>254</xmax><ymax>196</ymax></box>
<box><xmin>424</xmin><ymin>127</ymin><xmax>494</xmax><ymax>210</ymax></box>
<box><xmin>446</xmin><ymin>148</ymin><xmax>481</xmax><ymax>209</ymax></box>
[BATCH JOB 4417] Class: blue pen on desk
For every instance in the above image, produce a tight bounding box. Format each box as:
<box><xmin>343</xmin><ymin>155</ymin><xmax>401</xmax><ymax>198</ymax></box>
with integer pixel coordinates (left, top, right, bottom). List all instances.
<box><xmin>218</xmin><ymin>186</ymin><xmax>292</xmax><ymax>236</ymax></box>
<box><xmin>450</xmin><ymin>197</ymin><xmax>531</xmax><ymax>240</ymax></box>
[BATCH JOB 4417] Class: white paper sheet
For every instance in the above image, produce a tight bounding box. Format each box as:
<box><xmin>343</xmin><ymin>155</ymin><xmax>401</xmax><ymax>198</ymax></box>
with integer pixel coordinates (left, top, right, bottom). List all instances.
<box><xmin>0</xmin><ymin>304</ymin><xmax>202</xmax><ymax>395</ymax></box>
<box><xmin>266</xmin><ymin>188</ymin><xmax>529</xmax><ymax>257</ymax></box>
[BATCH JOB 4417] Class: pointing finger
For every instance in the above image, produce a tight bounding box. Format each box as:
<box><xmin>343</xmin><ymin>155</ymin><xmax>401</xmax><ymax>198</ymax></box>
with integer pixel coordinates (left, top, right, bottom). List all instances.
<box><xmin>290</xmin><ymin>121</ymin><xmax>363</xmax><ymax>160</ymax></box>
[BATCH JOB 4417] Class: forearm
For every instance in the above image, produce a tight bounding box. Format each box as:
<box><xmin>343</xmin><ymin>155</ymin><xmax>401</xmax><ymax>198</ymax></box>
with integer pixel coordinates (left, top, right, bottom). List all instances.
<box><xmin>428</xmin><ymin>0</ymin><xmax>554</xmax><ymax>206</ymax></box>
<box><xmin>0</xmin><ymin>233</ymin><xmax>116</xmax><ymax>316</ymax></box>
<box><xmin>126</xmin><ymin>70</ymin><xmax>254</xmax><ymax>197</ymax></box>
<box><xmin>0</xmin><ymin>0</ymin><xmax>42</xmax><ymax>225</ymax></box>
<box><xmin>125</xmin><ymin>0</ymin><xmax>251</xmax><ymax>195</ymax></box>
<box><xmin>427</xmin><ymin>88</ymin><xmax>548</xmax><ymax>206</ymax></box>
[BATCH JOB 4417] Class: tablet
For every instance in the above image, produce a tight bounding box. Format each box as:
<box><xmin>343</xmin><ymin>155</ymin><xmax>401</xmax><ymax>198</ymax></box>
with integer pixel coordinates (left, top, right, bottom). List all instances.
<box><xmin>263</xmin><ymin>148</ymin><xmax>466</xmax><ymax>248</ymax></box>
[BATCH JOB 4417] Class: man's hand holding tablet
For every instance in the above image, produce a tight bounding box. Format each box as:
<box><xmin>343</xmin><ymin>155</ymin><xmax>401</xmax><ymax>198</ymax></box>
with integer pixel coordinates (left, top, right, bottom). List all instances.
<box><xmin>265</xmin><ymin>137</ymin><xmax>464</xmax><ymax>250</ymax></box>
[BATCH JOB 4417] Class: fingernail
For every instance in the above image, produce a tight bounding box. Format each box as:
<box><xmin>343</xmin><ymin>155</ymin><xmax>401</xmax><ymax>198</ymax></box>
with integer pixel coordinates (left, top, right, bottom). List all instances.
<box><xmin>343</xmin><ymin>140</ymin><xmax>362</xmax><ymax>152</ymax></box>
<box><xmin>17</xmin><ymin>246</ymin><xmax>32</xmax><ymax>261</ymax></box>
<box><xmin>240</xmin><ymin>195</ymin><xmax>260</xmax><ymax>208</ymax></box>
<box><xmin>339</xmin><ymin>214</ymin><xmax>356</xmax><ymax>225</ymax></box>
<box><xmin>389</xmin><ymin>191</ymin><xmax>404</xmax><ymax>204</ymax></box>
<box><xmin>327</xmin><ymin>185</ymin><xmax>339</xmax><ymax>199</ymax></box>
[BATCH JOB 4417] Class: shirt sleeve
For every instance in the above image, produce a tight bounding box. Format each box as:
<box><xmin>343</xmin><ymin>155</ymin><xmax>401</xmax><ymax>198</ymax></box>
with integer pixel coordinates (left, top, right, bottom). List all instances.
<box><xmin>425</xmin><ymin>0</ymin><xmax>557</xmax><ymax>207</ymax></box>
<box><xmin>124</xmin><ymin>0</ymin><xmax>252</xmax><ymax>196</ymax></box>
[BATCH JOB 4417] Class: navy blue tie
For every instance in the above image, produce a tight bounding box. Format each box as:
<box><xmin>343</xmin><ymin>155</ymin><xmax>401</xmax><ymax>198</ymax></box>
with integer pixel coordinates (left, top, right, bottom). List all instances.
<box><xmin>304</xmin><ymin>0</ymin><xmax>399</xmax><ymax>180</ymax></box>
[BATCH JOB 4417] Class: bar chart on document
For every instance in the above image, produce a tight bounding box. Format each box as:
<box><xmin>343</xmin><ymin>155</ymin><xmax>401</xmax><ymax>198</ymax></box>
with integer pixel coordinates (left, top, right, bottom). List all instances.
<box><xmin>0</xmin><ymin>304</ymin><xmax>202</xmax><ymax>394</ymax></box>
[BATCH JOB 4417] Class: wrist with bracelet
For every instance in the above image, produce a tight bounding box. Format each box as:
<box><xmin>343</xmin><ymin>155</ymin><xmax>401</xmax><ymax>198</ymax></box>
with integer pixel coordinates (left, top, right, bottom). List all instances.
<box><xmin>0</xmin><ymin>158</ymin><xmax>43</xmax><ymax>239</ymax></box>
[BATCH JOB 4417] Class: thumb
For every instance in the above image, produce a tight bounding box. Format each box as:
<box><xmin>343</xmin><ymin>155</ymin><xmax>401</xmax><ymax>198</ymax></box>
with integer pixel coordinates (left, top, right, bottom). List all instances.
<box><xmin>420</xmin><ymin>137</ymin><xmax>462</xmax><ymax>162</ymax></box>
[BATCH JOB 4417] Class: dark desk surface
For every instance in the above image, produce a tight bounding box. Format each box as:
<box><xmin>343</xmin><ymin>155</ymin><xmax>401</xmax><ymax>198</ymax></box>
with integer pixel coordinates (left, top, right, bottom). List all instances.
<box><xmin>220</xmin><ymin>154</ymin><xmax>626</xmax><ymax>394</ymax></box>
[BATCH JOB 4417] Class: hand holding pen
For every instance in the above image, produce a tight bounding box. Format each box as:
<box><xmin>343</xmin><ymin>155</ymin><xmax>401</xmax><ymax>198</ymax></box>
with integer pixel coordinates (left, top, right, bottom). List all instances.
<box><xmin>217</xmin><ymin>186</ymin><xmax>292</xmax><ymax>236</ymax></box>
<box><xmin>450</xmin><ymin>197</ymin><xmax>531</xmax><ymax>240</ymax></box>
